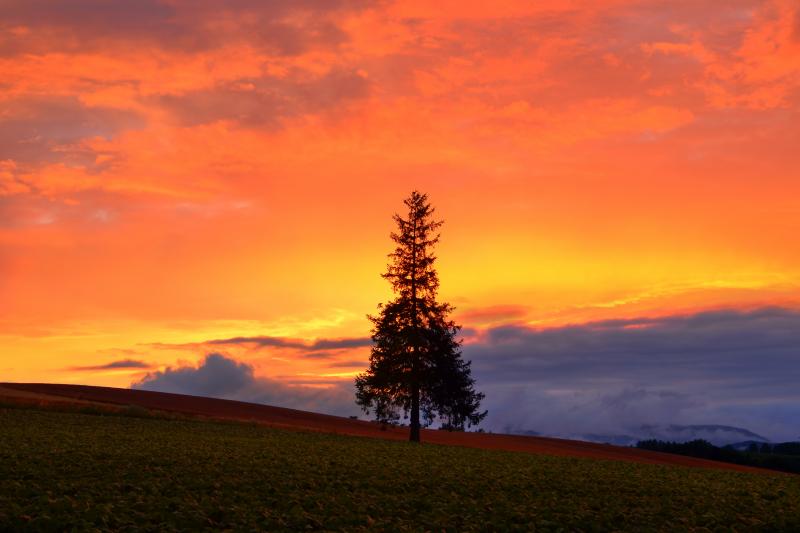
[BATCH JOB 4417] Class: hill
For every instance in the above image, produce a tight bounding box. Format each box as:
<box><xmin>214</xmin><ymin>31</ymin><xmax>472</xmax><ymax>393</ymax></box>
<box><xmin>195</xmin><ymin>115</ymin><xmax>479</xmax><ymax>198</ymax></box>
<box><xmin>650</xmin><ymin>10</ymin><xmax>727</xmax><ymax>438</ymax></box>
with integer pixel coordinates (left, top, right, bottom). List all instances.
<box><xmin>2</xmin><ymin>400</ymin><xmax>800</xmax><ymax>530</ymax></box>
<box><xmin>576</xmin><ymin>424</ymin><xmax>770</xmax><ymax>448</ymax></box>
<box><xmin>0</xmin><ymin>382</ymin><xmax>776</xmax><ymax>474</ymax></box>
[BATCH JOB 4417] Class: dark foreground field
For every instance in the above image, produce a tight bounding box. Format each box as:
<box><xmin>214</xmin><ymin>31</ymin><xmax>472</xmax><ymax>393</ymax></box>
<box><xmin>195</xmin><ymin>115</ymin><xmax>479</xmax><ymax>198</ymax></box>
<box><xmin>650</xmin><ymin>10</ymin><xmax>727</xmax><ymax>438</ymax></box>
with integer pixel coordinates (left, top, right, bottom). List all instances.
<box><xmin>2</xmin><ymin>407</ymin><xmax>800</xmax><ymax>531</ymax></box>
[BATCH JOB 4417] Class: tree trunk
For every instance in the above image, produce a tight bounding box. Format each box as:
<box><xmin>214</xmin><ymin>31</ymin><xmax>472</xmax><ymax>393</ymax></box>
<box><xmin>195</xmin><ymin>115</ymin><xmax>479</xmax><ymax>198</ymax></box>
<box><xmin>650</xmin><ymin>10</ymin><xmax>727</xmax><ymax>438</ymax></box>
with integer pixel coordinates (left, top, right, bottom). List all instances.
<box><xmin>409</xmin><ymin>213</ymin><xmax>421</xmax><ymax>443</ymax></box>
<box><xmin>410</xmin><ymin>382</ymin><xmax>420</xmax><ymax>442</ymax></box>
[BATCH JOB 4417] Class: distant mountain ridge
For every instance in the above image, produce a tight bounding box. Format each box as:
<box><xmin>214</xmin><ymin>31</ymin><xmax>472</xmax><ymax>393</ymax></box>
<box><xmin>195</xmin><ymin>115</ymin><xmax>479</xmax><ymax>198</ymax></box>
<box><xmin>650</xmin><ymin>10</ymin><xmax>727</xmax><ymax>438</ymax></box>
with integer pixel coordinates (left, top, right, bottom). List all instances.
<box><xmin>635</xmin><ymin>424</ymin><xmax>770</xmax><ymax>446</ymax></box>
<box><xmin>726</xmin><ymin>440</ymin><xmax>770</xmax><ymax>452</ymax></box>
<box><xmin>509</xmin><ymin>424</ymin><xmax>771</xmax><ymax>447</ymax></box>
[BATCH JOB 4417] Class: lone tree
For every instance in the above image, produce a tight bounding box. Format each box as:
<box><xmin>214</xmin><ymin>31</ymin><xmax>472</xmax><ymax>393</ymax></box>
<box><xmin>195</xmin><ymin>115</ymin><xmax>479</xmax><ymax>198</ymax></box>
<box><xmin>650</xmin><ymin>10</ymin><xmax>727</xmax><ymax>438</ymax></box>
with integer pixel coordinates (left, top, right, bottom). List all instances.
<box><xmin>355</xmin><ymin>191</ymin><xmax>486</xmax><ymax>442</ymax></box>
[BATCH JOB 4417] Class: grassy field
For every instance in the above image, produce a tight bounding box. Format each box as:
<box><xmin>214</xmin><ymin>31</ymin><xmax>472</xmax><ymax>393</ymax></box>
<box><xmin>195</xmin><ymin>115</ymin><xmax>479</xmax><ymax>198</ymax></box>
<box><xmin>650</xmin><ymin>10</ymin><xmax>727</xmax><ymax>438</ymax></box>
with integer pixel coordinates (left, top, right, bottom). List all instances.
<box><xmin>2</xmin><ymin>407</ymin><xmax>800</xmax><ymax>531</ymax></box>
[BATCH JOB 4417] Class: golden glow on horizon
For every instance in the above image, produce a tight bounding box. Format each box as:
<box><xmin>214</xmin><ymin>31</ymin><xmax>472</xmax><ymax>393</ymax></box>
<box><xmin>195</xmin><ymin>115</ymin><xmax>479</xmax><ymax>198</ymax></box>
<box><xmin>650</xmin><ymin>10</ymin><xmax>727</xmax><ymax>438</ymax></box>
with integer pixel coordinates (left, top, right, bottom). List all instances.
<box><xmin>1</xmin><ymin>0</ymin><xmax>799</xmax><ymax>387</ymax></box>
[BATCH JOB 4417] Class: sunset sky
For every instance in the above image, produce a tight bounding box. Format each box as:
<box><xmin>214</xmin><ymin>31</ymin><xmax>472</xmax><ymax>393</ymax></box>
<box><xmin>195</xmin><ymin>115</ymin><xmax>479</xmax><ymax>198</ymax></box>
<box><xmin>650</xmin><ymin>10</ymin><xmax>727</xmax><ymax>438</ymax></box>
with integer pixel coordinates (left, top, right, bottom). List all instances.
<box><xmin>2</xmin><ymin>1</ymin><xmax>799</xmax><ymax>440</ymax></box>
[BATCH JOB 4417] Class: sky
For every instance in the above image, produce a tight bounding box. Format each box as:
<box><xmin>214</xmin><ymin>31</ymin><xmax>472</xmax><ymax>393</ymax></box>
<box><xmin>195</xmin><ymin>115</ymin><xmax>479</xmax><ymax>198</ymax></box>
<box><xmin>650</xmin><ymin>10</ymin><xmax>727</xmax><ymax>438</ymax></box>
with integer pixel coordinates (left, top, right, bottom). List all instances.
<box><xmin>1</xmin><ymin>0</ymin><xmax>799</xmax><ymax>441</ymax></box>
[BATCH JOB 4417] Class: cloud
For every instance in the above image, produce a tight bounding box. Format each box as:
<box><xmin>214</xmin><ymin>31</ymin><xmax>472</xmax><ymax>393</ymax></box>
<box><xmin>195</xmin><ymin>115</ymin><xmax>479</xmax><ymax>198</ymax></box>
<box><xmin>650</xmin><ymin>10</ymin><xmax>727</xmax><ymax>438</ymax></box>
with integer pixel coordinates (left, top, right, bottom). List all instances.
<box><xmin>0</xmin><ymin>0</ymin><xmax>370</xmax><ymax>56</ymax></box>
<box><xmin>308</xmin><ymin>337</ymin><xmax>373</xmax><ymax>350</ymax></box>
<box><xmin>464</xmin><ymin>307</ymin><xmax>800</xmax><ymax>441</ymax></box>
<box><xmin>71</xmin><ymin>359</ymin><xmax>152</xmax><ymax>371</ymax></box>
<box><xmin>0</xmin><ymin>160</ymin><xmax>27</xmax><ymax>195</ymax></box>
<box><xmin>206</xmin><ymin>337</ymin><xmax>304</xmax><ymax>348</ymax></box>
<box><xmin>456</xmin><ymin>305</ymin><xmax>529</xmax><ymax>327</ymax></box>
<box><xmin>133</xmin><ymin>353</ymin><xmax>358</xmax><ymax>416</ymax></box>
<box><xmin>0</xmin><ymin>95</ymin><xmax>142</xmax><ymax>166</ymax></box>
<box><xmin>157</xmin><ymin>69</ymin><xmax>370</xmax><ymax>128</ymax></box>
<box><xmin>326</xmin><ymin>360</ymin><xmax>368</xmax><ymax>368</ymax></box>
<box><xmin>205</xmin><ymin>334</ymin><xmax>371</xmax><ymax>353</ymax></box>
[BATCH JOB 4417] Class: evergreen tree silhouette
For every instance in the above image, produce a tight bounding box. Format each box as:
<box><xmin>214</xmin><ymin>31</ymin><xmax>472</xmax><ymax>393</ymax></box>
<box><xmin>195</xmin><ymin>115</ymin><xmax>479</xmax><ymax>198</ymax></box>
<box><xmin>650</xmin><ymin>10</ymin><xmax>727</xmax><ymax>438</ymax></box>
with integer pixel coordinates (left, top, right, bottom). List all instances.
<box><xmin>355</xmin><ymin>191</ymin><xmax>486</xmax><ymax>442</ymax></box>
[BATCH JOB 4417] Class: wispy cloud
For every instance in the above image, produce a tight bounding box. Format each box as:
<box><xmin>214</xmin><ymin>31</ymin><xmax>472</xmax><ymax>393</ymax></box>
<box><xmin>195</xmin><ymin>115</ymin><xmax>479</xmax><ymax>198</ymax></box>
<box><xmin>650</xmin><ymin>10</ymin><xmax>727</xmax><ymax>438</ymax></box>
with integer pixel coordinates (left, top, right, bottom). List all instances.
<box><xmin>71</xmin><ymin>359</ymin><xmax>152</xmax><ymax>371</ymax></box>
<box><xmin>192</xmin><ymin>334</ymin><xmax>371</xmax><ymax>353</ymax></box>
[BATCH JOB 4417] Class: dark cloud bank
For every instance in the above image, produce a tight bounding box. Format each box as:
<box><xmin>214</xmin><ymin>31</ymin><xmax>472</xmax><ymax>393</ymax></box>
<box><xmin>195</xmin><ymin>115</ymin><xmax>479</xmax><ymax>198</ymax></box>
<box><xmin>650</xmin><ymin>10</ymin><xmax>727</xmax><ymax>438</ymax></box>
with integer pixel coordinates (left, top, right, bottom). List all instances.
<box><xmin>469</xmin><ymin>307</ymin><xmax>800</xmax><ymax>443</ymax></box>
<box><xmin>135</xmin><ymin>307</ymin><xmax>800</xmax><ymax>444</ymax></box>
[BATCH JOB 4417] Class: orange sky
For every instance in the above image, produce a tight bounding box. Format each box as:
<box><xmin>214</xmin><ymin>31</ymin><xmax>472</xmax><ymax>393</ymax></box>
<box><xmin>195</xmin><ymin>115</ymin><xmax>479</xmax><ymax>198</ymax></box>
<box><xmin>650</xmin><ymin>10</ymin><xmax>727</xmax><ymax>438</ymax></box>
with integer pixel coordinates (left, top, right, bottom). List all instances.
<box><xmin>1</xmin><ymin>0</ymin><xmax>799</xmax><ymax>389</ymax></box>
